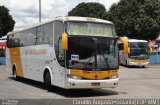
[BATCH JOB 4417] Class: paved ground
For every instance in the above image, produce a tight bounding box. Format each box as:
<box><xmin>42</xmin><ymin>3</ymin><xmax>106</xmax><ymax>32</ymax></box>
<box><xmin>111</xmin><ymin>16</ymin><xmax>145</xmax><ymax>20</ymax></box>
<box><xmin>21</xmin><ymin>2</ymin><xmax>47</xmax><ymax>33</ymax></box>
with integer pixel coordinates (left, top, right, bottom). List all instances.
<box><xmin>0</xmin><ymin>65</ymin><xmax>160</xmax><ymax>101</ymax></box>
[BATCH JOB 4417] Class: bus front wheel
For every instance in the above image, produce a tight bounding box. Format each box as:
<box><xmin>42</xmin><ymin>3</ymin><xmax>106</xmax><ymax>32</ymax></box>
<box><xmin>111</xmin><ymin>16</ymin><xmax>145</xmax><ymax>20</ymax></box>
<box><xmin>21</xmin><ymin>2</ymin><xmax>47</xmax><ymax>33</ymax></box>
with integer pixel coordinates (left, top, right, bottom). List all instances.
<box><xmin>44</xmin><ymin>72</ymin><xmax>52</xmax><ymax>91</ymax></box>
<box><xmin>142</xmin><ymin>65</ymin><xmax>146</xmax><ymax>68</ymax></box>
<box><xmin>125</xmin><ymin>60</ymin><xmax>128</xmax><ymax>67</ymax></box>
<box><xmin>12</xmin><ymin>66</ymin><xmax>20</xmax><ymax>80</ymax></box>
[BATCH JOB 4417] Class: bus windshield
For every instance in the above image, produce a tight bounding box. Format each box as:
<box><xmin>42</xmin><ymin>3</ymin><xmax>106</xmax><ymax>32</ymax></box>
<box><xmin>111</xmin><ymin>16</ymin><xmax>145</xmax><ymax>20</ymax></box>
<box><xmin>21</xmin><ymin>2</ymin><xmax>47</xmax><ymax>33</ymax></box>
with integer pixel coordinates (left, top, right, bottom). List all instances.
<box><xmin>130</xmin><ymin>42</ymin><xmax>148</xmax><ymax>48</ymax></box>
<box><xmin>129</xmin><ymin>42</ymin><xmax>149</xmax><ymax>59</ymax></box>
<box><xmin>66</xmin><ymin>22</ymin><xmax>118</xmax><ymax>70</ymax></box>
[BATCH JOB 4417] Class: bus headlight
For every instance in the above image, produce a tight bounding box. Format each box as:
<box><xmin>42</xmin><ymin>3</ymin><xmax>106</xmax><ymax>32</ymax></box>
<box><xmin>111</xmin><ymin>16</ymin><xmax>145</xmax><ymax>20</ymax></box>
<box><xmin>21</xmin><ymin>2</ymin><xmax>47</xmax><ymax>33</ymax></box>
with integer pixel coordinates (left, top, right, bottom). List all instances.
<box><xmin>109</xmin><ymin>75</ymin><xmax>118</xmax><ymax>79</ymax></box>
<box><xmin>67</xmin><ymin>75</ymin><xmax>82</xmax><ymax>80</ymax></box>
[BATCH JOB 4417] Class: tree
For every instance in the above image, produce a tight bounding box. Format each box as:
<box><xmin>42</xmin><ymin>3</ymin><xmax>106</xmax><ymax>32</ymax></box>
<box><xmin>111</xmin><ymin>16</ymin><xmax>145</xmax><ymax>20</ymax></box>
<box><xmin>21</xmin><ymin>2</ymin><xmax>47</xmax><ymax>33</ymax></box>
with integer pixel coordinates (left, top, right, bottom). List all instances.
<box><xmin>0</xmin><ymin>5</ymin><xmax>15</xmax><ymax>37</ymax></box>
<box><xmin>105</xmin><ymin>0</ymin><xmax>160</xmax><ymax>40</ymax></box>
<box><xmin>68</xmin><ymin>2</ymin><xmax>106</xmax><ymax>19</ymax></box>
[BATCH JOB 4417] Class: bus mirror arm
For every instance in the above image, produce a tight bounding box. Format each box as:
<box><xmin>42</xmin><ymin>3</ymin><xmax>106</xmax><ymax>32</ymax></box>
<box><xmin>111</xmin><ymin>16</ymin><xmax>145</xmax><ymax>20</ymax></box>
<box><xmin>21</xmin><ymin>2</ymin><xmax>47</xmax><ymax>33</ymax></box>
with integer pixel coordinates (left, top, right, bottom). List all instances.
<box><xmin>114</xmin><ymin>36</ymin><xmax>119</xmax><ymax>45</ymax></box>
<box><xmin>128</xmin><ymin>48</ymin><xmax>130</xmax><ymax>54</ymax></box>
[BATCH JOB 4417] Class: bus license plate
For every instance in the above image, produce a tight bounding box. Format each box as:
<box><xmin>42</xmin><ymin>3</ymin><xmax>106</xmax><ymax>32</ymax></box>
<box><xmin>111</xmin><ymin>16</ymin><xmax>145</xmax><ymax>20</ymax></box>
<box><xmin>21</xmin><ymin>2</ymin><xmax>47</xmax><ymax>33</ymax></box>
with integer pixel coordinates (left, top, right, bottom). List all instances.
<box><xmin>138</xmin><ymin>63</ymin><xmax>142</xmax><ymax>66</ymax></box>
<box><xmin>91</xmin><ymin>83</ymin><xmax>100</xmax><ymax>86</ymax></box>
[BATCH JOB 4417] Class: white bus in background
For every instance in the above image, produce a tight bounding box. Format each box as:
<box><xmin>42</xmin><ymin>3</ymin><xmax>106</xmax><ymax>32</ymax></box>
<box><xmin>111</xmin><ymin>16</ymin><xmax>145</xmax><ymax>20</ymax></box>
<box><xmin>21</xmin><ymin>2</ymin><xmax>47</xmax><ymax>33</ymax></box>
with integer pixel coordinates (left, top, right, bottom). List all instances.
<box><xmin>118</xmin><ymin>36</ymin><xmax>151</xmax><ymax>67</ymax></box>
<box><xmin>6</xmin><ymin>16</ymin><xmax>119</xmax><ymax>91</ymax></box>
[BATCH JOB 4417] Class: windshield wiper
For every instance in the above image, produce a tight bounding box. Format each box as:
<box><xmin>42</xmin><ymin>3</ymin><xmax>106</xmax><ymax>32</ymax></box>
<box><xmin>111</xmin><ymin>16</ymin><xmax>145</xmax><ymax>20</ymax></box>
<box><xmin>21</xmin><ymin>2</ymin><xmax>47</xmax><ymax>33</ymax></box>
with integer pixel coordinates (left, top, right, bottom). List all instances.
<box><xmin>100</xmin><ymin>50</ymin><xmax>110</xmax><ymax>69</ymax></box>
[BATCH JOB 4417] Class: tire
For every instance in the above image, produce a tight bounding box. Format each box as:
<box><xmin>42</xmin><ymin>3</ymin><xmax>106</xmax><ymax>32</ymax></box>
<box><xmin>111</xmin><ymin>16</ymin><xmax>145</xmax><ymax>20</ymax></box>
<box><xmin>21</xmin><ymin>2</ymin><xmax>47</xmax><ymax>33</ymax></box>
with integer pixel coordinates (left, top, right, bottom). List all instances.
<box><xmin>142</xmin><ymin>65</ymin><xmax>145</xmax><ymax>68</ymax></box>
<box><xmin>126</xmin><ymin>60</ymin><xmax>128</xmax><ymax>67</ymax></box>
<box><xmin>13</xmin><ymin>66</ymin><xmax>20</xmax><ymax>80</ymax></box>
<box><xmin>44</xmin><ymin>72</ymin><xmax>52</xmax><ymax>91</ymax></box>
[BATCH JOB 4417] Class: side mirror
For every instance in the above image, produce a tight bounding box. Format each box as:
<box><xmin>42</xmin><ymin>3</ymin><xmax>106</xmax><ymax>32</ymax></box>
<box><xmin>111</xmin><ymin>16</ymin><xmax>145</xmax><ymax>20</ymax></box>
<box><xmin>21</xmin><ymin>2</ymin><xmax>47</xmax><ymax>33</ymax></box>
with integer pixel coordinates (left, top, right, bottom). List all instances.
<box><xmin>114</xmin><ymin>36</ymin><xmax>119</xmax><ymax>45</ymax></box>
<box><xmin>128</xmin><ymin>47</ymin><xmax>130</xmax><ymax>54</ymax></box>
<box><xmin>62</xmin><ymin>32</ymin><xmax>68</xmax><ymax>50</ymax></box>
<box><xmin>149</xmin><ymin>47</ymin><xmax>152</xmax><ymax>53</ymax></box>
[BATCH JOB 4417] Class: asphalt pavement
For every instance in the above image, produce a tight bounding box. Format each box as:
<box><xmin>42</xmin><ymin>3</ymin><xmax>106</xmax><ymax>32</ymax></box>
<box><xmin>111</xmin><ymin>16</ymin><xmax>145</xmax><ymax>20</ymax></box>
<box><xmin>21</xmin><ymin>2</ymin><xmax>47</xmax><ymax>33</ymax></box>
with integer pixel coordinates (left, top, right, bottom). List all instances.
<box><xmin>0</xmin><ymin>65</ymin><xmax>160</xmax><ymax>104</ymax></box>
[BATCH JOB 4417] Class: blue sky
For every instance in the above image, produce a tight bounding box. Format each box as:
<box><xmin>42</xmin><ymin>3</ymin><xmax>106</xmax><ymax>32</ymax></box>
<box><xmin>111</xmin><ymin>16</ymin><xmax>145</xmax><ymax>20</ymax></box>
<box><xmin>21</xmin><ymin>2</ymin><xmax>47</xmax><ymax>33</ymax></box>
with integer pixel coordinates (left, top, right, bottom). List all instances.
<box><xmin>0</xmin><ymin>0</ymin><xmax>120</xmax><ymax>30</ymax></box>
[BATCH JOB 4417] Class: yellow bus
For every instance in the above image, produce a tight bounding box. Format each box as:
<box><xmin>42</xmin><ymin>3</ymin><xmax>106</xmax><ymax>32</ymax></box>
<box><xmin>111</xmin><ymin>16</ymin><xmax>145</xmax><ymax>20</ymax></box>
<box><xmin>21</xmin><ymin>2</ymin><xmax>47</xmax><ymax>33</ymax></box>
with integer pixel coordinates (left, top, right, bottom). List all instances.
<box><xmin>118</xmin><ymin>36</ymin><xmax>150</xmax><ymax>67</ymax></box>
<box><xmin>6</xmin><ymin>16</ymin><xmax>119</xmax><ymax>91</ymax></box>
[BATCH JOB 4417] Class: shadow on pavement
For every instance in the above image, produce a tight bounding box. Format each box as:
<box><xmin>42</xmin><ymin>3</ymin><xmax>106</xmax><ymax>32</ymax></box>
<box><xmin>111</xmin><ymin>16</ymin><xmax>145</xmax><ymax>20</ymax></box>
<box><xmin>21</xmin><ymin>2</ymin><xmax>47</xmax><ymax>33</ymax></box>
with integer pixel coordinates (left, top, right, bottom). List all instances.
<box><xmin>8</xmin><ymin>77</ymin><xmax>119</xmax><ymax>98</ymax></box>
<box><xmin>120</xmin><ymin>65</ymin><xmax>148</xmax><ymax>69</ymax></box>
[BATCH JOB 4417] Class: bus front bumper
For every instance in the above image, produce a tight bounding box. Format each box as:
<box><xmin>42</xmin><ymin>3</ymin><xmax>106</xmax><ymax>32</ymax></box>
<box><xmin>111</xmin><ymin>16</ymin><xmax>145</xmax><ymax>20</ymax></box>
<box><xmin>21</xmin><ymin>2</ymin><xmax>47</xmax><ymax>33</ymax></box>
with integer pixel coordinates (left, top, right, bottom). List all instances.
<box><xmin>129</xmin><ymin>62</ymin><xmax>149</xmax><ymax>67</ymax></box>
<box><xmin>66</xmin><ymin>78</ymin><xmax>119</xmax><ymax>89</ymax></box>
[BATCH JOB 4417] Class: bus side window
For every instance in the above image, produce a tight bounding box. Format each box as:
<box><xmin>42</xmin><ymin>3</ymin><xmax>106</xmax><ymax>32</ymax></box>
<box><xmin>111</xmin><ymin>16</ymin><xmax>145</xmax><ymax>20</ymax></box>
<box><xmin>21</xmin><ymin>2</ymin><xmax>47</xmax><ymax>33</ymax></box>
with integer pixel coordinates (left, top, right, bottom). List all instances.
<box><xmin>43</xmin><ymin>23</ymin><xmax>53</xmax><ymax>45</ymax></box>
<box><xmin>36</xmin><ymin>26</ymin><xmax>43</xmax><ymax>45</ymax></box>
<box><xmin>20</xmin><ymin>32</ymin><xmax>27</xmax><ymax>46</ymax></box>
<box><xmin>26</xmin><ymin>28</ymin><xmax>36</xmax><ymax>46</ymax></box>
<box><xmin>54</xmin><ymin>21</ymin><xmax>64</xmax><ymax>67</ymax></box>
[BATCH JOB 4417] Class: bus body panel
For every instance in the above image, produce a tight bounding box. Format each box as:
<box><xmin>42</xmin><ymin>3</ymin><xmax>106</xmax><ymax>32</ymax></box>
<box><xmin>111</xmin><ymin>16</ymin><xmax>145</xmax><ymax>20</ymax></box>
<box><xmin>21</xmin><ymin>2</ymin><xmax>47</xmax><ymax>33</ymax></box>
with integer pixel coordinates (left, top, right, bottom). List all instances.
<box><xmin>6</xmin><ymin>48</ymin><xmax>12</xmax><ymax>74</ymax></box>
<box><xmin>66</xmin><ymin>78</ymin><xmax>119</xmax><ymax>89</ymax></box>
<box><xmin>128</xmin><ymin>59</ymin><xmax>149</xmax><ymax>67</ymax></box>
<box><xmin>6</xmin><ymin>44</ymin><xmax>67</xmax><ymax>88</ymax></box>
<box><xmin>6</xmin><ymin>44</ymin><xmax>119</xmax><ymax>88</ymax></box>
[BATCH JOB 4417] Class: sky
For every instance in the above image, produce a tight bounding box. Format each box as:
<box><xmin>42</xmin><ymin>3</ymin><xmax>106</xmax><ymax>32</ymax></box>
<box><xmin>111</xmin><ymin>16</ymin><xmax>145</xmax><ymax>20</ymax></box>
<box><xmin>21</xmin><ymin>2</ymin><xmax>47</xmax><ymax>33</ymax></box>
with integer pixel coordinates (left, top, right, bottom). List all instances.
<box><xmin>0</xmin><ymin>0</ymin><xmax>120</xmax><ymax>30</ymax></box>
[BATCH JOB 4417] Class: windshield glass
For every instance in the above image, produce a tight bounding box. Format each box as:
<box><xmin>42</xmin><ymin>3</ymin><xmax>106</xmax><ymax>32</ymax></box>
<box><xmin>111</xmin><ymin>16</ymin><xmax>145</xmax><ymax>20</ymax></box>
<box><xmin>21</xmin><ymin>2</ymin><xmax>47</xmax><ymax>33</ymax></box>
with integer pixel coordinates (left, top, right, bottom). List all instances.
<box><xmin>67</xmin><ymin>22</ymin><xmax>114</xmax><ymax>37</ymax></box>
<box><xmin>129</xmin><ymin>42</ymin><xmax>149</xmax><ymax>59</ymax></box>
<box><xmin>130</xmin><ymin>42</ymin><xmax>148</xmax><ymax>48</ymax></box>
<box><xmin>67</xmin><ymin>37</ymin><xmax>119</xmax><ymax>70</ymax></box>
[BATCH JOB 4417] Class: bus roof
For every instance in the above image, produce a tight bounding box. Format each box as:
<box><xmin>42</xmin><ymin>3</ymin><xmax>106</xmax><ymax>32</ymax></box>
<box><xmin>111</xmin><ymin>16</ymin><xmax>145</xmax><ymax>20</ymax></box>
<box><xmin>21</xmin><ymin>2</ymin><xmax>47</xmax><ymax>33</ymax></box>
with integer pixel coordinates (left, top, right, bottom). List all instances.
<box><xmin>8</xmin><ymin>16</ymin><xmax>113</xmax><ymax>35</ymax></box>
<box><xmin>128</xmin><ymin>39</ymin><xmax>148</xmax><ymax>43</ymax></box>
<box><xmin>55</xmin><ymin>16</ymin><xmax>113</xmax><ymax>24</ymax></box>
<box><xmin>119</xmin><ymin>36</ymin><xmax>148</xmax><ymax>43</ymax></box>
